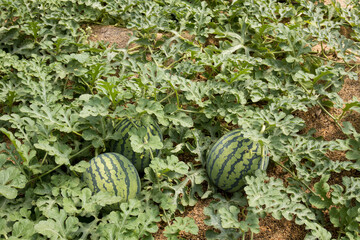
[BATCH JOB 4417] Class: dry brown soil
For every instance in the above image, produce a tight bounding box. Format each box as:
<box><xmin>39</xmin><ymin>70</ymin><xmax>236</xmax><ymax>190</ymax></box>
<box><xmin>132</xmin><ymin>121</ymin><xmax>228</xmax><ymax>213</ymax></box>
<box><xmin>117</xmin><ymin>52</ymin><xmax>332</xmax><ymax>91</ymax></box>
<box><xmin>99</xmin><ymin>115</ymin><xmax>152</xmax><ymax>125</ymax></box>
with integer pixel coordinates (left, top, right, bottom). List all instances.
<box><xmin>88</xmin><ymin>25</ymin><xmax>133</xmax><ymax>48</ymax></box>
<box><xmin>88</xmin><ymin>1</ymin><xmax>359</xmax><ymax>238</ymax></box>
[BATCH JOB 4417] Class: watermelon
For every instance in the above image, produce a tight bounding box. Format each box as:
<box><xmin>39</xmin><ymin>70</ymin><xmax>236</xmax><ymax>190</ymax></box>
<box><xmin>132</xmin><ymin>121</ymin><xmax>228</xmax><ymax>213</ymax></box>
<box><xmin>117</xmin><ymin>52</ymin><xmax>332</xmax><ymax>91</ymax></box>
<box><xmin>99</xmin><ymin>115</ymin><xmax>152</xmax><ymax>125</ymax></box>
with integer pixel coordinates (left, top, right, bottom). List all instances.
<box><xmin>110</xmin><ymin>118</ymin><xmax>162</xmax><ymax>172</ymax></box>
<box><xmin>206</xmin><ymin>129</ymin><xmax>269</xmax><ymax>192</ymax></box>
<box><xmin>83</xmin><ymin>152</ymin><xmax>141</xmax><ymax>200</ymax></box>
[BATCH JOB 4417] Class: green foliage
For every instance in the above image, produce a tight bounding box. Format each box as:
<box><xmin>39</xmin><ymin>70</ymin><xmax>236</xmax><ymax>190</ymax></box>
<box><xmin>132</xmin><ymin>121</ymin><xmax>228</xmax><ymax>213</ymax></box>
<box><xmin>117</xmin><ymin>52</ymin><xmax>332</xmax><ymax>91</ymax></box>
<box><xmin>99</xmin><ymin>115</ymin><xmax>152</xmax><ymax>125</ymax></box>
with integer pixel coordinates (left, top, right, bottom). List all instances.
<box><xmin>144</xmin><ymin>156</ymin><xmax>209</xmax><ymax>217</ymax></box>
<box><xmin>164</xmin><ymin>217</ymin><xmax>199</xmax><ymax>240</ymax></box>
<box><xmin>245</xmin><ymin>170</ymin><xmax>332</xmax><ymax>239</ymax></box>
<box><xmin>0</xmin><ymin>0</ymin><xmax>359</xmax><ymax>239</ymax></box>
<box><xmin>203</xmin><ymin>193</ymin><xmax>249</xmax><ymax>239</ymax></box>
<box><xmin>96</xmin><ymin>199</ymin><xmax>160</xmax><ymax>239</ymax></box>
<box><xmin>0</xmin><ymin>142</ymin><xmax>28</xmax><ymax>199</ymax></box>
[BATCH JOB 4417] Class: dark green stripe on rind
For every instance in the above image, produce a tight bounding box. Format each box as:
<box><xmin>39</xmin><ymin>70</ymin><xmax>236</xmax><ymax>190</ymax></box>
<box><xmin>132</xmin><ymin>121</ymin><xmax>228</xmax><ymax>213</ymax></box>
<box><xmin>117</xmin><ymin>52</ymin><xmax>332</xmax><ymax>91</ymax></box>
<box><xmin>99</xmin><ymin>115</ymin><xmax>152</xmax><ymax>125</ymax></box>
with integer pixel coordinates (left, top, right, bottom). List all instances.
<box><xmin>224</xmin><ymin>145</ymin><xmax>262</xmax><ymax>192</ymax></box>
<box><xmin>99</xmin><ymin>153</ymin><xmax>119</xmax><ymax>196</ymax></box>
<box><xmin>123</xmin><ymin>153</ymin><xmax>141</xmax><ymax>196</ymax></box>
<box><xmin>218</xmin><ymin>141</ymin><xmax>256</xmax><ymax>191</ymax></box>
<box><xmin>84</xmin><ymin>166</ymin><xmax>100</xmax><ymax>193</ymax></box>
<box><xmin>212</xmin><ymin>137</ymin><xmax>251</xmax><ymax>185</ymax></box>
<box><xmin>112</xmin><ymin>119</ymin><xmax>133</xmax><ymax>156</ymax></box>
<box><xmin>207</xmin><ymin>129</ymin><xmax>243</xmax><ymax>179</ymax></box>
<box><xmin>83</xmin><ymin>153</ymin><xmax>141</xmax><ymax>200</ymax></box>
<box><xmin>92</xmin><ymin>154</ymin><xmax>109</xmax><ymax>192</ymax></box>
<box><xmin>112</xmin><ymin>153</ymin><xmax>131</xmax><ymax>201</ymax></box>
<box><xmin>206</xmin><ymin>129</ymin><xmax>269</xmax><ymax>192</ymax></box>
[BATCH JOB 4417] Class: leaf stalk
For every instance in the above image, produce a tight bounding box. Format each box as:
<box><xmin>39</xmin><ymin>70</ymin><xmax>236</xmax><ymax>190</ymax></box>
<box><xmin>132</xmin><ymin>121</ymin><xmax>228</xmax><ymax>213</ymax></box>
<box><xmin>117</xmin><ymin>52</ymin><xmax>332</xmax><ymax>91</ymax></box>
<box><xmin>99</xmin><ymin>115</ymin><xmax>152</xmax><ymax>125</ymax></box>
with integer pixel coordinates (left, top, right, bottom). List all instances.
<box><xmin>273</xmin><ymin>160</ymin><xmax>320</xmax><ymax>197</ymax></box>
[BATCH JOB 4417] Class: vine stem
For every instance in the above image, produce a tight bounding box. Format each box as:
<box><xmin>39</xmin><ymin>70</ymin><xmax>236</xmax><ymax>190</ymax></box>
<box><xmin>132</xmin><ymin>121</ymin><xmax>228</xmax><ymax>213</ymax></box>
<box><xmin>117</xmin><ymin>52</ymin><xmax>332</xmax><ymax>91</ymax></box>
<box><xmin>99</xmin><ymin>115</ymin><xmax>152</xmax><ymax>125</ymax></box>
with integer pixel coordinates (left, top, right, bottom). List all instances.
<box><xmin>30</xmin><ymin>164</ymin><xmax>63</xmax><ymax>183</ymax></box>
<box><xmin>69</xmin><ymin>144</ymin><xmax>93</xmax><ymax>159</ymax></box>
<box><xmin>149</xmin><ymin>148</ymin><xmax>154</xmax><ymax>160</ymax></box>
<box><xmin>72</xmin><ymin>130</ymin><xmax>82</xmax><ymax>136</ymax></box>
<box><xmin>159</xmin><ymin>92</ymin><xmax>175</xmax><ymax>103</ymax></box>
<box><xmin>316</xmin><ymin>100</ymin><xmax>351</xmax><ymax>138</ymax></box>
<box><xmin>320</xmin><ymin>42</ymin><xmax>331</xmax><ymax>60</ymax></box>
<box><xmin>41</xmin><ymin>152</ymin><xmax>48</xmax><ymax>165</ymax></box>
<box><xmin>273</xmin><ymin>160</ymin><xmax>320</xmax><ymax>197</ymax></box>
<box><xmin>79</xmin><ymin>77</ymin><xmax>94</xmax><ymax>94</ymax></box>
<box><xmin>177</xmin><ymin>108</ymin><xmax>201</xmax><ymax>114</ymax></box>
<box><xmin>148</xmin><ymin>46</ymin><xmax>160</xmax><ymax>67</ymax></box>
<box><xmin>29</xmin><ymin>144</ymin><xmax>93</xmax><ymax>183</ymax></box>
<box><xmin>298</xmin><ymin>81</ymin><xmax>350</xmax><ymax>137</ymax></box>
<box><xmin>162</xmin><ymin>207</ymin><xmax>171</xmax><ymax>224</ymax></box>
<box><xmin>337</xmin><ymin>230</ymin><xmax>345</xmax><ymax>240</ymax></box>
<box><xmin>165</xmin><ymin>54</ymin><xmax>188</xmax><ymax>70</ymax></box>
<box><xmin>168</xmin><ymin>80</ymin><xmax>180</xmax><ymax>107</ymax></box>
<box><xmin>127</xmin><ymin>44</ymin><xmax>142</xmax><ymax>53</ymax></box>
<box><xmin>346</xmin><ymin>63</ymin><xmax>360</xmax><ymax>72</ymax></box>
<box><xmin>260</xmin><ymin>124</ymin><xmax>266</xmax><ymax>134</ymax></box>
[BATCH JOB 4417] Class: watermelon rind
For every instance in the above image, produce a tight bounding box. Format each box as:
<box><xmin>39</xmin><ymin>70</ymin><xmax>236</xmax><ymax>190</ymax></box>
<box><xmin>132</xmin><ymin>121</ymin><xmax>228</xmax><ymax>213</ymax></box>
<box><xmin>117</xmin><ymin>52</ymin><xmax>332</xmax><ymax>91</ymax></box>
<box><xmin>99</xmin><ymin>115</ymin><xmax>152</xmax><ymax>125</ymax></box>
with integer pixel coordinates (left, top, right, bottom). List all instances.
<box><xmin>109</xmin><ymin>118</ymin><xmax>162</xmax><ymax>172</ymax></box>
<box><xmin>206</xmin><ymin>129</ymin><xmax>269</xmax><ymax>192</ymax></box>
<box><xmin>83</xmin><ymin>152</ymin><xmax>141</xmax><ymax>201</ymax></box>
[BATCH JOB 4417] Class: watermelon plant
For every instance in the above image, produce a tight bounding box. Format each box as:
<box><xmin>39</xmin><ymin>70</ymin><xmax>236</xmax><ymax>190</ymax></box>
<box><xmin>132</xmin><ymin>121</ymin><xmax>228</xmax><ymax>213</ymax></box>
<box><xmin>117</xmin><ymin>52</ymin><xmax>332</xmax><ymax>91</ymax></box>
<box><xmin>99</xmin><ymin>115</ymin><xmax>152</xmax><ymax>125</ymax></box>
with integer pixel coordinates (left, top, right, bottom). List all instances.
<box><xmin>0</xmin><ymin>0</ymin><xmax>359</xmax><ymax>239</ymax></box>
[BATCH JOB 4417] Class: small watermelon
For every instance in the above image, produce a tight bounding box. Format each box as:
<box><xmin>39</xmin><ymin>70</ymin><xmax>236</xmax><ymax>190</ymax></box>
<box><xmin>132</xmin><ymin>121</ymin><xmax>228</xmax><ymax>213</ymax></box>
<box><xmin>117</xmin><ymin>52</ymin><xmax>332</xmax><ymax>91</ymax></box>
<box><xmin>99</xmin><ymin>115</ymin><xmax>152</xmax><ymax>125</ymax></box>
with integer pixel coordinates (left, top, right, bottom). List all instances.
<box><xmin>206</xmin><ymin>129</ymin><xmax>269</xmax><ymax>192</ymax></box>
<box><xmin>109</xmin><ymin>118</ymin><xmax>162</xmax><ymax>172</ymax></box>
<box><xmin>83</xmin><ymin>152</ymin><xmax>141</xmax><ymax>200</ymax></box>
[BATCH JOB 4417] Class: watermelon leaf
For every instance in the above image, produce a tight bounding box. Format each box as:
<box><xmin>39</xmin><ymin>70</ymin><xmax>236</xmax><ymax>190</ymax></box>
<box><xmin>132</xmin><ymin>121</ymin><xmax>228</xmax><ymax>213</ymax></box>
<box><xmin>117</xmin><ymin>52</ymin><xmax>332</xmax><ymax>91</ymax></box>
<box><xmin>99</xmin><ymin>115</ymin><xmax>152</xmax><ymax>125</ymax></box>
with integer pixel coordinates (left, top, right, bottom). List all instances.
<box><xmin>219</xmin><ymin>206</ymin><xmax>260</xmax><ymax>234</ymax></box>
<box><xmin>97</xmin><ymin>199</ymin><xmax>160</xmax><ymax>239</ymax></box>
<box><xmin>164</xmin><ymin>111</ymin><xmax>194</xmax><ymax>128</ymax></box>
<box><xmin>0</xmin><ymin>145</ymin><xmax>27</xmax><ymax>199</ymax></box>
<box><xmin>0</xmin><ymin>166</ymin><xmax>27</xmax><ymax>199</ymax></box>
<box><xmin>245</xmin><ymin>170</ymin><xmax>332</xmax><ymax>239</ymax></box>
<box><xmin>69</xmin><ymin>161</ymin><xmax>90</xmax><ymax>173</ymax></box>
<box><xmin>129</xmin><ymin>127</ymin><xmax>163</xmax><ymax>153</ymax></box>
<box><xmin>0</xmin><ymin>218</ymin><xmax>11</xmax><ymax>237</ymax></box>
<box><xmin>150</xmin><ymin>155</ymin><xmax>189</xmax><ymax>177</ymax></box>
<box><xmin>34</xmin><ymin>140</ymin><xmax>72</xmax><ymax>166</ymax></box>
<box><xmin>34</xmin><ymin>208</ymin><xmax>80</xmax><ymax>240</ymax></box>
<box><xmin>218</xmin><ymin>206</ymin><xmax>241</xmax><ymax>228</ymax></box>
<box><xmin>146</xmin><ymin>157</ymin><xmax>208</xmax><ymax>215</ymax></box>
<box><xmin>342</xmin><ymin>122</ymin><xmax>360</xmax><ymax>161</ymax></box>
<box><xmin>11</xmin><ymin>219</ymin><xmax>36</xmax><ymax>239</ymax></box>
<box><xmin>185</xmin><ymin>129</ymin><xmax>212</xmax><ymax>164</ymax></box>
<box><xmin>78</xmin><ymin>95</ymin><xmax>111</xmax><ymax>118</ymax></box>
<box><xmin>203</xmin><ymin>193</ymin><xmax>247</xmax><ymax>239</ymax></box>
<box><xmin>164</xmin><ymin>217</ymin><xmax>199</xmax><ymax>239</ymax></box>
<box><xmin>0</xmin><ymin>128</ymin><xmax>36</xmax><ymax>166</ymax></box>
<box><xmin>309</xmin><ymin>174</ymin><xmax>332</xmax><ymax>209</ymax></box>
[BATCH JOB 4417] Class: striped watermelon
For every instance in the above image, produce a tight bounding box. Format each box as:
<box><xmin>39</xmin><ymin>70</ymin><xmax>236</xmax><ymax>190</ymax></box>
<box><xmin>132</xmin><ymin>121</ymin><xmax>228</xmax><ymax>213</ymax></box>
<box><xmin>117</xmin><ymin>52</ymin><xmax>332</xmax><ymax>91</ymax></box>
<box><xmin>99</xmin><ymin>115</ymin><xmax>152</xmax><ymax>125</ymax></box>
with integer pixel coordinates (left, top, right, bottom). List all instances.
<box><xmin>206</xmin><ymin>129</ymin><xmax>269</xmax><ymax>192</ymax></box>
<box><xmin>110</xmin><ymin>118</ymin><xmax>162</xmax><ymax>172</ymax></box>
<box><xmin>83</xmin><ymin>152</ymin><xmax>141</xmax><ymax>200</ymax></box>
